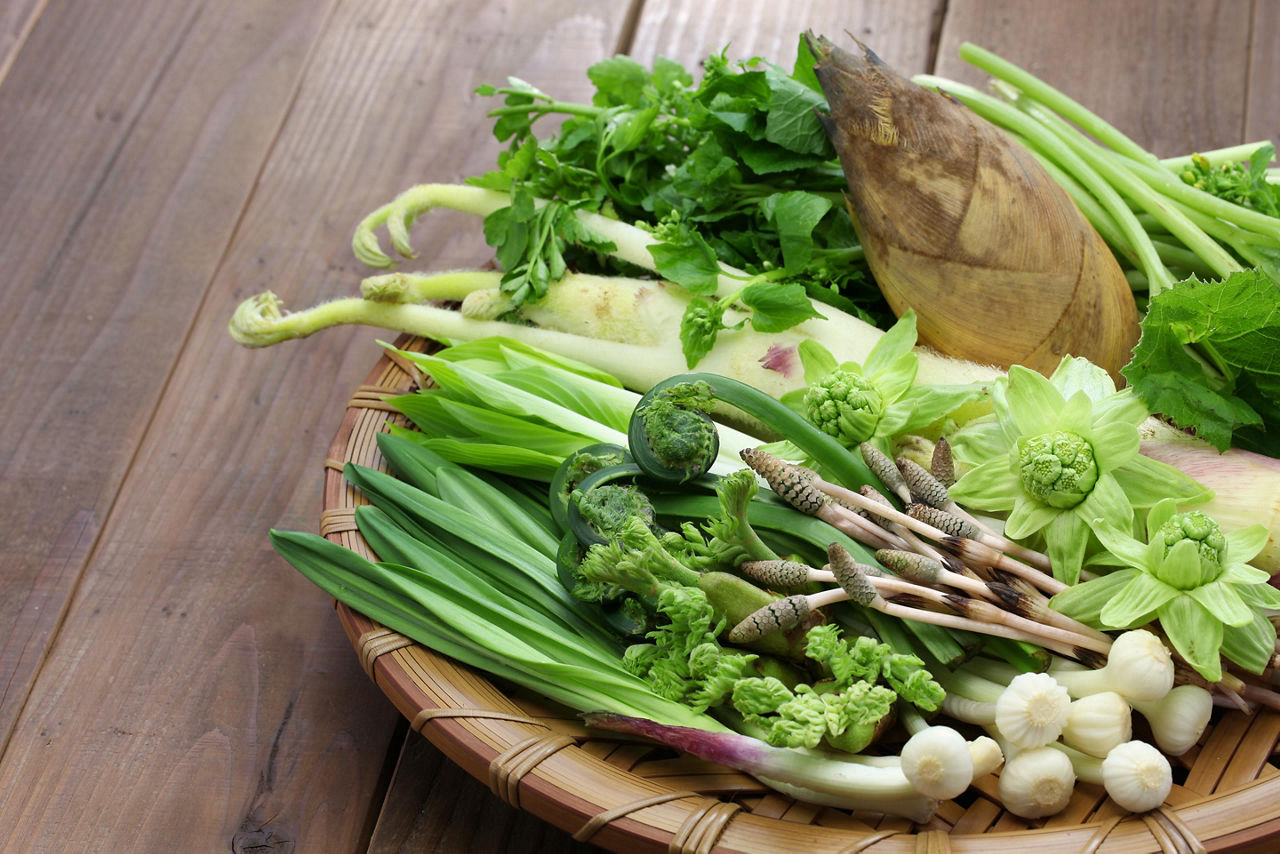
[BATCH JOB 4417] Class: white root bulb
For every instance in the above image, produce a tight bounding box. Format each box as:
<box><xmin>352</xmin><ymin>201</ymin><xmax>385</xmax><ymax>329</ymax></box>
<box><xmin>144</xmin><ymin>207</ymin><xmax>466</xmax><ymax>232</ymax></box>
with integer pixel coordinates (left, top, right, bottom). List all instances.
<box><xmin>995</xmin><ymin>672</ymin><xmax>1072</xmax><ymax>749</ymax></box>
<box><xmin>1061</xmin><ymin>691</ymin><xmax>1133</xmax><ymax>758</ymax></box>
<box><xmin>900</xmin><ymin>726</ymin><xmax>975</xmax><ymax>800</ymax></box>
<box><xmin>1101</xmin><ymin>740</ymin><xmax>1173</xmax><ymax>813</ymax></box>
<box><xmin>998</xmin><ymin>746</ymin><xmax>1077</xmax><ymax>819</ymax></box>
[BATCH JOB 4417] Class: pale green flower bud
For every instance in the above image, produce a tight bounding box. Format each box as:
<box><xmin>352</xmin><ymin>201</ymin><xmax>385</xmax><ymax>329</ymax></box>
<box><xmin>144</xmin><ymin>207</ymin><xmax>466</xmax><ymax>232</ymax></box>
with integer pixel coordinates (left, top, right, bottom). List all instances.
<box><xmin>1156</xmin><ymin>510</ymin><xmax>1226</xmax><ymax>586</ymax></box>
<box><xmin>1017</xmin><ymin>432</ymin><xmax>1098</xmax><ymax>509</ymax></box>
<box><xmin>804</xmin><ymin>369</ymin><xmax>884</xmax><ymax>447</ymax></box>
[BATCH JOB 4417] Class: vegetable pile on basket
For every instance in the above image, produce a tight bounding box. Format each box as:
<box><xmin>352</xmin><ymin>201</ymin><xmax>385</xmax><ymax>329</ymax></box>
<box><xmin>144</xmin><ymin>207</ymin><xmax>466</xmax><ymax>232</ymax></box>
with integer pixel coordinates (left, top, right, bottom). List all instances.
<box><xmin>234</xmin><ymin>32</ymin><xmax>1280</xmax><ymax>823</ymax></box>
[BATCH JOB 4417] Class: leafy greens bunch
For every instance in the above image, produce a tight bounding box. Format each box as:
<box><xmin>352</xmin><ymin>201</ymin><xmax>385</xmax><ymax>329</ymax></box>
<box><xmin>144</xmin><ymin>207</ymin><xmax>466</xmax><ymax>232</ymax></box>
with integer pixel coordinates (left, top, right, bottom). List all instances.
<box><xmin>470</xmin><ymin>39</ymin><xmax>887</xmax><ymax>366</ymax></box>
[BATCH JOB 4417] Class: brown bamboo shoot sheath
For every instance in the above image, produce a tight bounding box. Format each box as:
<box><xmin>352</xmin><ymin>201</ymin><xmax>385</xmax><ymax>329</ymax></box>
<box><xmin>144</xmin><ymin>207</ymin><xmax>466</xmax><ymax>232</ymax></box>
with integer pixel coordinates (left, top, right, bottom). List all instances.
<box><xmin>810</xmin><ymin>35</ymin><xmax>1139</xmax><ymax>380</ymax></box>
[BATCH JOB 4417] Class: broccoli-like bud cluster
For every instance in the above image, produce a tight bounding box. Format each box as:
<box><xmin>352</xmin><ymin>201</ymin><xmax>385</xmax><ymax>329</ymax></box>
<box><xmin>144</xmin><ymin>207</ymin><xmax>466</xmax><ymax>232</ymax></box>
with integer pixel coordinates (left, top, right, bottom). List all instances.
<box><xmin>1016</xmin><ymin>431</ymin><xmax>1098</xmax><ymax>508</ymax></box>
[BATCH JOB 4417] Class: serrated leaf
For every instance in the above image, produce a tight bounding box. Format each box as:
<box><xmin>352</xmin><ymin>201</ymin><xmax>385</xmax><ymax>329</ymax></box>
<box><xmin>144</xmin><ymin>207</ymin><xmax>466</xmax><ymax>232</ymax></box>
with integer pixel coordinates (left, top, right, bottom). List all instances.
<box><xmin>1122</xmin><ymin>271</ymin><xmax>1279</xmax><ymax>450</ymax></box>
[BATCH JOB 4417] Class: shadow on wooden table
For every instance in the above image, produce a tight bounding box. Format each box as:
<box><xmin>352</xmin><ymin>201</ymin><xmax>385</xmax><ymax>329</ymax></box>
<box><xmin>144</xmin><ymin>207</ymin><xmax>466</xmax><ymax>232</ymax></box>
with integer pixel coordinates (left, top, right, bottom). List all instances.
<box><xmin>370</xmin><ymin>723</ymin><xmax>604</xmax><ymax>853</ymax></box>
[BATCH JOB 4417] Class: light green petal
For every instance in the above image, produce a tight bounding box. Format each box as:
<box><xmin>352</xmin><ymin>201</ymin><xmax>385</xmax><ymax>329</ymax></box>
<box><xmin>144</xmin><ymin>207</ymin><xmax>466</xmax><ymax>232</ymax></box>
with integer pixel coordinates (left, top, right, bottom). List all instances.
<box><xmin>797</xmin><ymin>339</ymin><xmax>840</xmax><ymax>385</ymax></box>
<box><xmin>948</xmin><ymin>459</ymin><xmax>1021</xmax><ymax>511</ymax></box>
<box><xmin>1158</xmin><ymin>597</ymin><xmax>1223</xmax><ymax>682</ymax></box>
<box><xmin>1091</xmin><ymin>388</ymin><xmax>1150</xmax><ymax>428</ymax></box>
<box><xmin>1088</xmin><ymin>520</ymin><xmax>1150</xmax><ymax>570</ymax></box>
<box><xmin>1157</xmin><ymin>539</ymin><xmax>1204</xmax><ymax>590</ymax></box>
<box><xmin>870</xmin><ymin>357</ymin><xmax>918</xmax><ymax>407</ymax></box>
<box><xmin>1113</xmin><ymin>455</ymin><xmax>1215</xmax><ymax>509</ymax></box>
<box><xmin>875</xmin><ymin>401</ymin><xmax>916</xmax><ymax>438</ymax></box>
<box><xmin>1005</xmin><ymin>495</ymin><xmax>1060</xmax><ymax>539</ymax></box>
<box><xmin>1005</xmin><ymin>366</ymin><xmax>1067</xmax><ymax>436</ymax></box>
<box><xmin>1086</xmin><ymin>420</ymin><xmax>1140</xmax><ymax>473</ymax></box>
<box><xmin>1078</xmin><ymin>473</ymin><xmax>1134</xmax><ymax>534</ymax></box>
<box><xmin>862</xmin><ymin>310</ymin><xmax>917</xmax><ymax>381</ymax></box>
<box><xmin>1220</xmin><ymin>611</ymin><xmax>1277</xmax><ymax>675</ymax></box>
<box><xmin>1051</xmin><ymin>390</ymin><xmax>1094</xmax><ymax>435</ymax></box>
<box><xmin>1049</xmin><ymin>569</ymin><xmax>1138</xmax><ymax>626</ymax></box>
<box><xmin>1225</xmin><ymin>524</ymin><xmax>1271</xmax><ymax>565</ymax></box>
<box><xmin>987</xmin><ymin>379</ymin><xmax>1022</xmax><ymax>446</ymax></box>
<box><xmin>1233</xmin><ymin>578</ymin><xmax>1280</xmax><ymax>610</ymax></box>
<box><xmin>894</xmin><ymin>384</ymin><xmax>987</xmax><ymax>435</ymax></box>
<box><xmin>1143</xmin><ymin>498</ymin><xmax>1180</xmax><ymax>541</ymax></box>
<box><xmin>1187</xmin><ymin>581</ymin><xmax>1254</xmax><ymax>628</ymax></box>
<box><xmin>1045</xmin><ymin>512</ymin><xmax>1090</xmax><ymax>584</ymax></box>
<box><xmin>1048</xmin><ymin>356</ymin><xmax>1117</xmax><ymax>401</ymax></box>
<box><xmin>1099</xmin><ymin>572</ymin><xmax>1179</xmax><ymax>628</ymax></box>
<box><xmin>1218</xmin><ymin>561</ymin><xmax>1272</xmax><ymax>587</ymax></box>
<box><xmin>947</xmin><ymin>419</ymin><xmax>1008</xmax><ymax>467</ymax></box>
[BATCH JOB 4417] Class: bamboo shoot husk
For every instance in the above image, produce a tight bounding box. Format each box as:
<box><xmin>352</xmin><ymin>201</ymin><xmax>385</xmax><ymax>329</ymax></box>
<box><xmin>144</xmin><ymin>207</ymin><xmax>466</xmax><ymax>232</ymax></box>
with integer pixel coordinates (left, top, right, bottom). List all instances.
<box><xmin>808</xmin><ymin>34</ymin><xmax>1139</xmax><ymax>380</ymax></box>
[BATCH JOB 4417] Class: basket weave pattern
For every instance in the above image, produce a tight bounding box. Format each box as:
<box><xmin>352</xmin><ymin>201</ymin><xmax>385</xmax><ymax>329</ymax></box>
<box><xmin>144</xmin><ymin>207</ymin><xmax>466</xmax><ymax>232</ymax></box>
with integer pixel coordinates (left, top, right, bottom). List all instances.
<box><xmin>322</xmin><ymin>336</ymin><xmax>1280</xmax><ymax>853</ymax></box>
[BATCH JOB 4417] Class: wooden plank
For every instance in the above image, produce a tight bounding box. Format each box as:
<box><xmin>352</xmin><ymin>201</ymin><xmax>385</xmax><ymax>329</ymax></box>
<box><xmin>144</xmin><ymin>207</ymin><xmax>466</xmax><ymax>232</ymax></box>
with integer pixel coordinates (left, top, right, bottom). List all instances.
<box><xmin>0</xmin><ymin>0</ymin><xmax>637</xmax><ymax>849</ymax></box>
<box><xmin>933</xmin><ymin>0</ymin><xmax>1255</xmax><ymax>157</ymax></box>
<box><xmin>628</xmin><ymin>0</ymin><xmax>943</xmax><ymax>74</ymax></box>
<box><xmin>1246</xmin><ymin>1</ymin><xmax>1280</xmax><ymax>147</ymax></box>
<box><xmin>368</xmin><ymin>730</ymin><xmax>601</xmax><ymax>853</ymax></box>
<box><xmin>0</xmin><ymin>0</ymin><xmax>334</xmax><ymax>755</ymax></box>
<box><xmin>0</xmin><ymin>0</ymin><xmax>46</xmax><ymax>84</ymax></box>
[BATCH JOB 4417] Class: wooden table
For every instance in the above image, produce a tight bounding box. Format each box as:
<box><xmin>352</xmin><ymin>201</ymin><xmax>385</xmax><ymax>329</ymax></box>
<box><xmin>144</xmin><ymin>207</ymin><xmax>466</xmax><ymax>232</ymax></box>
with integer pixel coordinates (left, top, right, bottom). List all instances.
<box><xmin>2</xmin><ymin>1</ymin><xmax>1276</xmax><ymax>850</ymax></box>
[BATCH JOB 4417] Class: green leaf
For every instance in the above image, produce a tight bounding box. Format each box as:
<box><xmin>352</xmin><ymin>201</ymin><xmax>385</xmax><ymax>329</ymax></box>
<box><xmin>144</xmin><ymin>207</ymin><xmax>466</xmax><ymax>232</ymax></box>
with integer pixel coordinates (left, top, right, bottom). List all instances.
<box><xmin>763</xmin><ymin>66</ymin><xmax>832</xmax><ymax>156</ymax></box>
<box><xmin>588</xmin><ymin>55</ymin><xmax>650</xmax><ymax>107</ymax></box>
<box><xmin>791</xmin><ymin>34</ymin><xmax>823</xmax><ymax>93</ymax></box>
<box><xmin>760</xmin><ymin>191</ymin><xmax>832</xmax><ymax>270</ymax></box>
<box><xmin>1122</xmin><ymin>271</ymin><xmax>1280</xmax><ymax>451</ymax></box>
<box><xmin>1098</xmin><ymin>572</ymin><xmax>1178</xmax><ymax>628</ymax></box>
<box><xmin>648</xmin><ymin>235</ymin><xmax>722</xmax><ymax>294</ymax></box>
<box><xmin>741</xmin><ymin>282</ymin><xmax>824</xmax><ymax>332</ymax></box>
<box><xmin>1158</xmin><ymin>596</ymin><xmax>1223</xmax><ymax>682</ymax></box>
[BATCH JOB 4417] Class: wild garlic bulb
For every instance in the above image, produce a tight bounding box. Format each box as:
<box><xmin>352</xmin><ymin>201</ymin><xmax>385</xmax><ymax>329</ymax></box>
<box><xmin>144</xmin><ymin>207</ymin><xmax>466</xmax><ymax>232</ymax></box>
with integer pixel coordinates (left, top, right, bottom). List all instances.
<box><xmin>998</xmin><ymin>745</ymin><xmax>1076</xmax><ymax>818</ymax></box>
<box><xmin>1061</xmin><ymin>691</ymin><xmax>1132</xmax><ymax>758</ymax></box>
<box><xmin>1129</xmin><ymin>684</ymin><xmax>1214</xmax><ymax>756</ymax></box>
<box><xmin>900</xmin><ymin>726</ymin><xmax>975</xmax><ymax>800</ymax></box>
<box><xmin>968</xmin><ymin>735</ymin><xmax>1005</xmax><ymax>778</ymax></box>
<box><xmin>1052</xmin><ymin>629</ymin><xmax>1173</xmax><ymax>702</ymax></box>
<box><xmin>995</xmin><ymin>672</ymin><xmax>1072</xmax><ymax>749</ymax></box>
<box><xmin>1102</xmin><ymin>740</ymin><xmax>1173</xmax><ymax>812</ymax></box>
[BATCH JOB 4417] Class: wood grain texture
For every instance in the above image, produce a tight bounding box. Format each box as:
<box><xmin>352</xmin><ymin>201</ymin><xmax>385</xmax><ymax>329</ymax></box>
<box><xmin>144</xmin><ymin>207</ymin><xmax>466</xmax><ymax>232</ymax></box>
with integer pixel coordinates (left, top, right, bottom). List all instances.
<box><xmin>369</xmin><ymin>729</ymin><xmax>602</xmax><ymax>853</ymax></box>
<box><xmin>933</xmin><ymin>0</ymin><xmax>1256</xmax><ymax>157</ymax></box>
<box><xmin>0</xmin><ymin>0</ymin><xmax>1275</xmax><ymax>851</ymax></box>
<box><xmin>0</xmin><ymin>0</ymin><xmax>46</xmax><ymax>85</ymax></box>
<box><xmin>0</xmin><ymin>0</ymin><xmax>333</xmax><ymax>757</ymax></box>
<box><xmin>1246</xmin><ymin>0</ymin><xmax>1280</xmax><ymax>147</ymax></box>
<box><xmin>628</xmin><ymin>0</ymin><xmax>943</xmax><ymax>73</ymax></box>
<box><xmin>0</xmin><ymin>0</ymin><xmax>634</xmax><ymax>850</ymax></box>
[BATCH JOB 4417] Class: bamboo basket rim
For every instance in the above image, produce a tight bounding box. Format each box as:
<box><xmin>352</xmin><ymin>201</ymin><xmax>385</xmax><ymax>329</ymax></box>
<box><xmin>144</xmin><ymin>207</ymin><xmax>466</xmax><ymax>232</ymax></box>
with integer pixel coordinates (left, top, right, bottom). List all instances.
<box><xmin>322</xmin><ymin>334</ymin><xmax>1280</xmax><ymax>854</ymax></box>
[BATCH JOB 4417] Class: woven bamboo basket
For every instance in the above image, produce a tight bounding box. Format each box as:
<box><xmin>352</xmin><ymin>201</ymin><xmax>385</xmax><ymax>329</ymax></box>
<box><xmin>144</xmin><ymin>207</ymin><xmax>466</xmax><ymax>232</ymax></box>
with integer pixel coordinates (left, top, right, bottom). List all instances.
<box><xmin>321</xmin><ymin>334</ymin><xmax>1280</xmax><ymax>853</ymax></box>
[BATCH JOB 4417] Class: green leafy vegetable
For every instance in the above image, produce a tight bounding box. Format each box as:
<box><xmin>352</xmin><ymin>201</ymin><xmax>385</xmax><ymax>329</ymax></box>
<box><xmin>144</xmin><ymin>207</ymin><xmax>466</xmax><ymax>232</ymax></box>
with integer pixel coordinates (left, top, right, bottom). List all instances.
<box><xmin>470</xmin><ymin>38</ymin><xmax>883</xmax><ymax>365</ymax></box>
<box><xmin>1122</xmin><ymin>270</ymin><xmax>1280</xmax><ymax>454</ymax></box>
